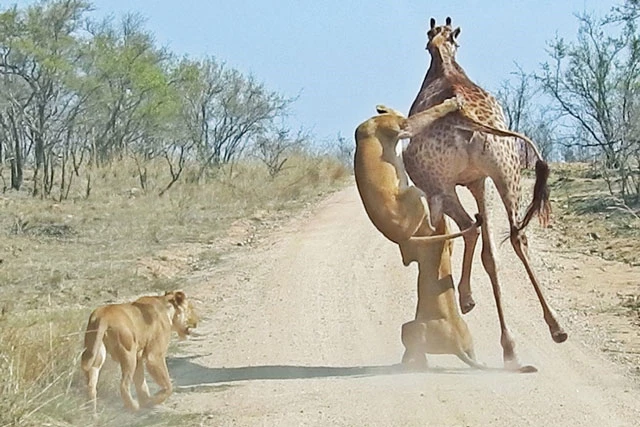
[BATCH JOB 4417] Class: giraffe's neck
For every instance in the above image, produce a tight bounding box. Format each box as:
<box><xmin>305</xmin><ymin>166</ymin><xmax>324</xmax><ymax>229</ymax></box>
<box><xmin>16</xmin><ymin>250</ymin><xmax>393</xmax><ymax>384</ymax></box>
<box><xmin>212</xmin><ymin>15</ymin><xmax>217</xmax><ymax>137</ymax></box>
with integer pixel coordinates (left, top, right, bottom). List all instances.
<box><xmin>421</xmin><ymin>48</ymin><xmax>468</xmax><ymax>90</ymax></box>
<box><xmin>409</xmin><ymin>45</ymin><xmax>475</xmax><ymax>116</ymax></box>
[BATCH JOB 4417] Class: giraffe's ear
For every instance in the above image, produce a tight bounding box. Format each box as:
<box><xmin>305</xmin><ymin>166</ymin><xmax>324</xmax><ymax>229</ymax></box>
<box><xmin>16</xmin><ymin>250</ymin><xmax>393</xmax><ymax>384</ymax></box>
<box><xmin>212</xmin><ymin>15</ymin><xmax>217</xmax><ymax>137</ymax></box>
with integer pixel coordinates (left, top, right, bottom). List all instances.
<box><xmin>451</xmin><ymin>27</ymin><xmax>461</xmax><ymax>40</ymax></box>
<box><xmin>430</xmin><ymin>18</ymin><xmax>436</xmax><ymax>29</ymax></box>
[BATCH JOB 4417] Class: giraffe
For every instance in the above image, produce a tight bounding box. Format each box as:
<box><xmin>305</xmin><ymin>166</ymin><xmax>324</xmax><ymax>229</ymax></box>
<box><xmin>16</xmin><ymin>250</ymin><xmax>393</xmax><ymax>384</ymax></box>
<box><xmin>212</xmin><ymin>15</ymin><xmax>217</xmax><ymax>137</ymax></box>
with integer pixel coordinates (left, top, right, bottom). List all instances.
<box><xmin>402</xmin><ymin>17</ymin><xmax>567</xmax><ymax>370</ymax></box>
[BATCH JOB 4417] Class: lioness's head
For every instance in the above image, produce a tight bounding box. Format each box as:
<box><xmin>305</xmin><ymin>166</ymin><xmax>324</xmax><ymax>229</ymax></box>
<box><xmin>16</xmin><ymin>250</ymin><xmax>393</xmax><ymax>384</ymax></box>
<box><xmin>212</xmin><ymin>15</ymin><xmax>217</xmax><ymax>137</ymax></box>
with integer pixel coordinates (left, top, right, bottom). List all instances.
<box><xmin>165</xmin><ymin>290</ymin><xmax>198</xmax><ymax>340</ymax></box>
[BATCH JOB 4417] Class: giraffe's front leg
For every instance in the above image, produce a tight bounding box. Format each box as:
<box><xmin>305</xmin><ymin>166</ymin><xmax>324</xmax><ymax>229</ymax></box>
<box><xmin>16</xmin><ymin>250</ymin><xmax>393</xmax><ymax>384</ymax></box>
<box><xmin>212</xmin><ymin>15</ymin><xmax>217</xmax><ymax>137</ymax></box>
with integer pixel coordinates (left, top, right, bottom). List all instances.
<box><xmin>458</xmin><ymin>231</ymin><xmax>480</xmax><ymax>314</ymax></box>
<box><xmin>439</xmin><ymin>191</ymin><xmax>480</xmax><ymax>314</ymax></box>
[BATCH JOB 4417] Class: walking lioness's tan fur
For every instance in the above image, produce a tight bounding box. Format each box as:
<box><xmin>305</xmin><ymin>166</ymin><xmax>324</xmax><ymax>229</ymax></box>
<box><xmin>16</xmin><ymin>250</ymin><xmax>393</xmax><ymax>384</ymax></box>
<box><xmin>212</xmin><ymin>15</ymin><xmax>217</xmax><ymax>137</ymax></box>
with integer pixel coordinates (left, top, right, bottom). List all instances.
<box><xmin>354</xmin><ymin>98</ymin><xmax>480</xmax><ymax>261</ymax></box>
<box><xmin>81</xmin><ymin>290</ymin><xmax>198</xmax><ymax>412</ymax></box>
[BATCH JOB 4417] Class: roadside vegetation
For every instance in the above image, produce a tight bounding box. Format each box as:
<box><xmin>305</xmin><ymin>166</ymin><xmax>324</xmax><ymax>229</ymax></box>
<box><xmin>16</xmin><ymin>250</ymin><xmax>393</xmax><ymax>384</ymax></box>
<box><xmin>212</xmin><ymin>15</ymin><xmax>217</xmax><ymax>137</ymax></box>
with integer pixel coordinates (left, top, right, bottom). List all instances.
<box><xmin>548</xmin><ymin>163</ymin><xmax>640</xmax><ymax>266</ymax></box>
<box><xmin>498</xmin><ymin>0</ymin><xmax>640</xmax><ymax>377</ymax></box>
<box><xmin>497</xmin><ymin>0</ymin><xmax>640</xmax><ymax>267</ymax></box>
<box><xmin>498</xmin><ymin>1</ymin><xmax>640</xmax><ymax>207</ymax></box>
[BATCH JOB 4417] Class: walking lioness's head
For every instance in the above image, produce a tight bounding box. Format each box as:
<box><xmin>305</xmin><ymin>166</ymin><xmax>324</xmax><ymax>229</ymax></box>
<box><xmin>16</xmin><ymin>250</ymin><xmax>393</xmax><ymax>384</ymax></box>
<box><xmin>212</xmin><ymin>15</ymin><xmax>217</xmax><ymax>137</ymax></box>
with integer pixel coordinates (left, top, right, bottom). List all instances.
<box><xmin>165</xmin><ymin>290</ymin><xmax>198</xmax><ymax>339</ymax></box>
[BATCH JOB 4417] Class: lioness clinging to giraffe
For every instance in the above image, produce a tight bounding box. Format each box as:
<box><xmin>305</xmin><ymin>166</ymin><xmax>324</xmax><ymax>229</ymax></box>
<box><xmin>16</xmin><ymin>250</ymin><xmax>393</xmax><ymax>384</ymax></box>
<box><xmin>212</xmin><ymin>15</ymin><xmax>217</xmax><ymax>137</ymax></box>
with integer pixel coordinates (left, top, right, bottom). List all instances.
<box><xmin>354</xmin><ymin>97</ymin><xmax>481</xmax><ymax>257</ymax></box>
<box><xmin>354</xmin><ymin>99</ymin><xmax>490</xmax><ymax>369</ymax></box>
<box><xmin>402</xmin><ymin>17</ymin><xmax>567</xmax><ymax>371</ymax></box>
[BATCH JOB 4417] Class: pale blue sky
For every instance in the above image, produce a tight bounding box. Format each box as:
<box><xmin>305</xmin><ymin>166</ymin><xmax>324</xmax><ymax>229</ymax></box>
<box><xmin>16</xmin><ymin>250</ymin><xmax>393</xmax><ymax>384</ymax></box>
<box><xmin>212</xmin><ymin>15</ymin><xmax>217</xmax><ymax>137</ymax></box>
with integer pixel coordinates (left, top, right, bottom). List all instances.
<box><xmin>14</xmin><ymin>1</ymin><xmax>619</xmax><ymax>143</ymax></box>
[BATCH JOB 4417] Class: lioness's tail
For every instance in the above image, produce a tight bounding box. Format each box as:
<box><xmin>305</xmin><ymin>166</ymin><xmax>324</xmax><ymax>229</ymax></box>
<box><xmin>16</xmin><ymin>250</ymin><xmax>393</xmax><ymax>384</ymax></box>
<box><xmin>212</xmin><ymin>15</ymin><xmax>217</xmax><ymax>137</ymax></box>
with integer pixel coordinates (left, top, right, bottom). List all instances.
<box><xmin>456</xmin><ymin>351</ymin><xmax>537</xmax><ymax>374</ymax></box>
<box><xmin>456</xmin><ymin>351</ymin><xmax>489</xmax><ymax>370</ymax></box>
<box><xmin>81</xmin><ymin>313</ymin><xmax>107</xmax><ymax>372</ymax></box>
<box><xmin>409</xmin><ymin>214</ymin><xmax>482</xmax><ymax>244</ymax></box>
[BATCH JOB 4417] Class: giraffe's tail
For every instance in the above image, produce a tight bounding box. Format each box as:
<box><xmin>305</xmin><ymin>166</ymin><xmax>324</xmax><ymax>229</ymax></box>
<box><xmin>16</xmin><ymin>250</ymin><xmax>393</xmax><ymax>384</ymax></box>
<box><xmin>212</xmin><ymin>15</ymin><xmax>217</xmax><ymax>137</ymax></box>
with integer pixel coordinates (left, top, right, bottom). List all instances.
<box><xmin>454</xmin><ymin>109</ymin><xmax>552</xmax><ymax>231</ymax></box>
<box><xmin>518</xmin><ymin>160</ymin><xmax>551</xmax><ymax>231</ymax></box>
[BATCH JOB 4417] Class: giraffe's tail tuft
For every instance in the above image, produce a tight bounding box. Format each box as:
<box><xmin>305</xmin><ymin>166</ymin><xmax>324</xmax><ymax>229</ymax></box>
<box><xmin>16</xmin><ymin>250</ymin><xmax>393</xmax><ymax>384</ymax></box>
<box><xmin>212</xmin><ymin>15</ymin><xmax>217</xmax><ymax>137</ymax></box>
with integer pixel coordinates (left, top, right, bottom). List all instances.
<box><xmin>518</xmin><ymin>160</ymin><xmax>551</xmax><ymax>231</ymax></box>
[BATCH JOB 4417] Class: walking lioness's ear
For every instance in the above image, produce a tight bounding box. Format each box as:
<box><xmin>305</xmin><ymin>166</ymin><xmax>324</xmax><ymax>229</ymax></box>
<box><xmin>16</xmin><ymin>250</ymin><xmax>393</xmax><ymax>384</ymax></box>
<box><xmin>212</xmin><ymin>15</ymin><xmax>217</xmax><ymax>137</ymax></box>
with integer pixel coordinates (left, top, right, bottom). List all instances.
<box><xmin>166</xmin><ymin>290</ymin><xmax>186</xmax><ymax>306</ymax></box>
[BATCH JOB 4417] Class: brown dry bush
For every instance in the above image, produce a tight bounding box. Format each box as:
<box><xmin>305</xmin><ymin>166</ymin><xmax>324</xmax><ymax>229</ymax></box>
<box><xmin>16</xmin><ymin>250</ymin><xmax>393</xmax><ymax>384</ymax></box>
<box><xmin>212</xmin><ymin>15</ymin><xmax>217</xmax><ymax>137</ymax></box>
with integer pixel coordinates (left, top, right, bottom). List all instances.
<box><xmin>549</xmin><ymin>163</ymin><xmax>640</xmax><ymax>266</ymax></box>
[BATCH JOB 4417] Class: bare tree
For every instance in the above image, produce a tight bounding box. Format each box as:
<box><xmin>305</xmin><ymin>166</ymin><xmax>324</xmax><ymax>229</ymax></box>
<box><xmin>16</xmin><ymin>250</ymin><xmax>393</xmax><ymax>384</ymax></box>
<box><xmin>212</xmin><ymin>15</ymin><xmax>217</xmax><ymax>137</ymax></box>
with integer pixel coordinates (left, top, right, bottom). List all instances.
<box><xmin>158</xmin><ymin>137</ymin><xmax>194</xmax><ymax>196</ymax></box>
<box><xmin>0</xmin><ymin>1</ymin><xmax>309</xmax><ymax>199</ymax></box>
<box><xmin>537</xmin><ymin>11</ymin><xmax>640</xmax><ymax>202</ymax></box>
<box><xmin>254</xmin><ymin>126</ymin><xmax>307</xmax><ymax>178</ymax></box>
<box><xmin>497</xmin><ymin>66</ymin><xmax>538</xmax><ymax>167</ymax></box>
<box><xmin>0</xmin><ymin>0</ymin><xmax>92</xmax><ymax>197</ymax></box>
<box><xmin>498</xmin><ymin>67</ymin><xmax>558</xmax><ymax>167</ymax></box>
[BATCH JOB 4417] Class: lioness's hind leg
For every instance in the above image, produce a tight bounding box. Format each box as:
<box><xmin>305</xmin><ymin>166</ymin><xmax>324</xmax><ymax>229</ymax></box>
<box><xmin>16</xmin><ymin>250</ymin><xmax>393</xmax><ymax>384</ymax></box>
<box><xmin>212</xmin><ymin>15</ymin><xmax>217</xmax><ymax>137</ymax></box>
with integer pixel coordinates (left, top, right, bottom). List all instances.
<box><xmin>118</xmin><ymin>352</ymin><xmax>139</xmax><ymax>411</ymax></box>
<box><xmin>84</xmin><ymin>343</ymin><xmax>105</xmax><ymax>414</ymax></box>
<box><xmin>133</xmin><ymin>358</ymin><xmax>151</xmax><ymax>407</ymax></box>
<box><xmin>86</xmin><ymin>367</ymin><xmax>100</xmax><ymax>414</ymax></box>
<box><xmin>397</xmin><ymin>186</ymin><xmax>432</xmax><ymax>235</ymax></box>
<box><xmin>401</xmin><ymin>321</ymin><xmax>428</xmax><ymax>370</ymax></box>
<box><xmin>145</xmin><ymin>354</ymin><xmax>173</xmax><ymax>406</ymax></box>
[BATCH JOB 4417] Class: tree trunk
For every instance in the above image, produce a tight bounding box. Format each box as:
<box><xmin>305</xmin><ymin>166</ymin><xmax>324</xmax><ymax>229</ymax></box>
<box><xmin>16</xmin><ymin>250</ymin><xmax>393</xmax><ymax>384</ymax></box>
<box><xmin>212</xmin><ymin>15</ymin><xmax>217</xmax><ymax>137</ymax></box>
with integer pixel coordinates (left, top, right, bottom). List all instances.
<box><xmin>32</xmin><ymin>133</ymin><xmax>44</xmax><ymax>197</ymax></box>
<box><xmin>10</xmin><ymin>137</ymin><xmax>23</xmax><ymax>190</ymax></box>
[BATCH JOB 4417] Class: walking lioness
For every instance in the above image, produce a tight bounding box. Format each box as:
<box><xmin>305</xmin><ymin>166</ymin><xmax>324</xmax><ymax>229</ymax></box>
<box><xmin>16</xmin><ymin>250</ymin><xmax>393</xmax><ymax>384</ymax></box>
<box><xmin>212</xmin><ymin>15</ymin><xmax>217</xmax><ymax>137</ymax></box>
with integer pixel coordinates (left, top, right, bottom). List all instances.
<box><xmin>81</xmin><ymin>290</ymin><xmax>198</xmax><ymax>412</ymax></box>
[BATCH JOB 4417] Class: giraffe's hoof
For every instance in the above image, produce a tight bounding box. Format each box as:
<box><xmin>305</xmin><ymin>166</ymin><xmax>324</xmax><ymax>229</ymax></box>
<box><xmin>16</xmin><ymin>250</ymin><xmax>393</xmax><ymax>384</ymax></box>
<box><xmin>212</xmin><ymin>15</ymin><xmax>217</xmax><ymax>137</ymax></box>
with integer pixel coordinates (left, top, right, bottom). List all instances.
<box><xmin>504</xmin><ymin>355</ymin><xmax>538</xmax><ymax>373</ymax></box>
<box><xmin>551</xmin><ymin>329</ymin><xmax>568</xmax><ymax>343</ymax></box>
<box><xmin>504</xmin><ymin>358</ymin><xmax>537</xmax><ymax>373</ymax></box>
<box><xmin>460</xmin><ymin>295</ymin><xmax>476</xmax><ymax>314</ymax></box>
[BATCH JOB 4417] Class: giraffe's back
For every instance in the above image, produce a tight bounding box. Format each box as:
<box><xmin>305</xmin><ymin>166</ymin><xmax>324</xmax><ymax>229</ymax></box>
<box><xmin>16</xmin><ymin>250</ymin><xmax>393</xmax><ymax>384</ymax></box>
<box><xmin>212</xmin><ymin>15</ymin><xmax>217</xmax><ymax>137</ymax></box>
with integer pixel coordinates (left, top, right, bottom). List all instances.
<box><xmin>405</xmin><ymin>73</ymin><xmax>520</xmax><ymax>192</ymax></box>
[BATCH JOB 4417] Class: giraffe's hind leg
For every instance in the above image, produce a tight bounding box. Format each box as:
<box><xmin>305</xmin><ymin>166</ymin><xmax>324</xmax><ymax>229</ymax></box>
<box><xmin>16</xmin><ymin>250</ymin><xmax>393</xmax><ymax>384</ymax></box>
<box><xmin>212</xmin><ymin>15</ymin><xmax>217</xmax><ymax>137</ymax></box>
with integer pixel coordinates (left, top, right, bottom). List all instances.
<box><xmin>466</xmin><ymin>179</ymin><xmax>531</xmax><ymax>369</ymax></box>
<box><xmin>508</xmin><ymin>224</ymin><xmax>567</xmax><ymax>343</ymax></box>
<box><xmin>492</xmin><ymin>174</ymin><xmax>568</xmax><ymax>344</ymax></box>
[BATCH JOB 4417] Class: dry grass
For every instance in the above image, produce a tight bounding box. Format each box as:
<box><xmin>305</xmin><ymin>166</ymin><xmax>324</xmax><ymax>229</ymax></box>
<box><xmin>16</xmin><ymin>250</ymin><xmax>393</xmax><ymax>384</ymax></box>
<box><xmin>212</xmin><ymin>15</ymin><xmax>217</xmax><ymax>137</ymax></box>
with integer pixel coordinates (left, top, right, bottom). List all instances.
<box><xmin>547</xmin><ymin>162</ymin><xmax>640</xmax><ymax>266</ymax></box>
<box><xmin>0</xmin><ymin>154</ymin><xmax>350</xmax><ymax>426</ymax></box>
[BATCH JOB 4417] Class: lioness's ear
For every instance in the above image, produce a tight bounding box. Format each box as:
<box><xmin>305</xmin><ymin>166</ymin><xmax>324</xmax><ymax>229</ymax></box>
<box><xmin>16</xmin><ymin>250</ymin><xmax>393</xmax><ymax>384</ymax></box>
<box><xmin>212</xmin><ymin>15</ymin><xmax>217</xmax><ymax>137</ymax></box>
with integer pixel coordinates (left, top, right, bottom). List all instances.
<box><xmin>172</xmin><ymin>291</ymin><xmax>186</xmax><ymax>306</ymax></box>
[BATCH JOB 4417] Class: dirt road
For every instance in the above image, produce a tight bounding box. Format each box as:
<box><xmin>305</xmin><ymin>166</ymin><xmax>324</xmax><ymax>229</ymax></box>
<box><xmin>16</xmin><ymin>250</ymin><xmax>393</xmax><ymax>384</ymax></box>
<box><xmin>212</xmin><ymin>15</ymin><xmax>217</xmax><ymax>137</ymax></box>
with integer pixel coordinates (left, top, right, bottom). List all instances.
<box><xmin>168</xmin><ymin>184</ymin><xmax>640</xmax><ymax>426</ymax></box>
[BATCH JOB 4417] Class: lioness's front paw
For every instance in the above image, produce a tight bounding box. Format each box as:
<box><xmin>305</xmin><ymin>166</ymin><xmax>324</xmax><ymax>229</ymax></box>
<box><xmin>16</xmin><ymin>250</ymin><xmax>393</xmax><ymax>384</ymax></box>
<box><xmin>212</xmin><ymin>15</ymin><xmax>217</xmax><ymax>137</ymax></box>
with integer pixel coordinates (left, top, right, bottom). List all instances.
<box><xmin>441</xmin><ymin>97</ymin><xmax>460</xmax><ymax>112</ymax></box>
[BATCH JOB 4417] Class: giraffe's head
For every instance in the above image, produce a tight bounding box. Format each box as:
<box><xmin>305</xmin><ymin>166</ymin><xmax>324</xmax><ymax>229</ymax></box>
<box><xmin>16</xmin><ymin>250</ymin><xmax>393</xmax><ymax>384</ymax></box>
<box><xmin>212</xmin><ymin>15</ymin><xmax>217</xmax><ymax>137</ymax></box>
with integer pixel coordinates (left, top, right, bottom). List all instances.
<box><xmin>426</xmin><ymin>17</ymin><xmax>461</xmax><ymax>58</ymax></box>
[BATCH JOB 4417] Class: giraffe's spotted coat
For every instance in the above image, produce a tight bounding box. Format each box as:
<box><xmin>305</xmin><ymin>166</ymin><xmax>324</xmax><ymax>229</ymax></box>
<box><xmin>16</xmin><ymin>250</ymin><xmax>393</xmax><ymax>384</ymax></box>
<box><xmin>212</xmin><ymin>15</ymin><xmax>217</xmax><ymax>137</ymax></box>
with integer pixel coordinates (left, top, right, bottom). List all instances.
<box><xmin>401</xmin><ymin>18</ymin><xmax>566</xmax><ymax>360</ymax></box>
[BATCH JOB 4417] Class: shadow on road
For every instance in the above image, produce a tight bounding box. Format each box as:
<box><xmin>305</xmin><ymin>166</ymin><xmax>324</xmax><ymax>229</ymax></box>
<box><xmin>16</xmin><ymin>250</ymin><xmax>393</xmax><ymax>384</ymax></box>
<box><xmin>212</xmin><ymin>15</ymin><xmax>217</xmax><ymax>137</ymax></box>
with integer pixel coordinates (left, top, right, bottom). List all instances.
<box><xmin>167</xmin><ymin>355</ymin><xmax>479</xmax><ymax>389</ymax></box>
